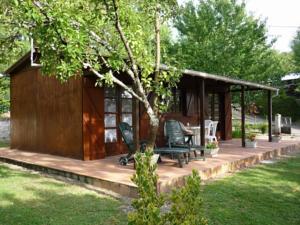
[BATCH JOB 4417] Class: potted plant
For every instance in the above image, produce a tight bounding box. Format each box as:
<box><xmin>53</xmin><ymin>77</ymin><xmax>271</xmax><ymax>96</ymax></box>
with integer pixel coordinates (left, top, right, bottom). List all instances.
<box><xmin>245</xmin><ymin>133</ymin><xmax>257</xmax><ymax>148</ymax></box>
<box><xmin>272</xmin><ymin>131</ymin><xmax>282</xmax><ymax>143</ymax></box>
<box><xmin>205</xmin><ymin>141</ymin><xmax>219</xmax><ymax>157</ymax></box>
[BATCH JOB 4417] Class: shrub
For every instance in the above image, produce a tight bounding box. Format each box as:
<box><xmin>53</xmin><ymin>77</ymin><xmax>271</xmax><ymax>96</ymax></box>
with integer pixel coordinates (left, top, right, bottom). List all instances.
<box><xmin>232</xmin><ymin>127</ymin><xmax>242</xmax><ymax>138</ymax></box>
<box><xmin>256</xmin><ymin>92</ymin><xmax>300</xmax><ymax>121</ymax></box>
<box><xmin>128</xmin><ymin>151</ymin><xmax>207</xmax><ymax>225</ymax></box>
<box><xmin>128</xmin><ymin>151</ymin><xmax>164</xmax><ymax>225</ymax></box>
<box><xmin>259</xmin><ymin>123</ymin><xmax>268</xmax><ymax>134</ymax></box>
<box><xmin>163</xmin><ymin>170</ymin><xmax>208</xmax><ymax>225</ymax></box>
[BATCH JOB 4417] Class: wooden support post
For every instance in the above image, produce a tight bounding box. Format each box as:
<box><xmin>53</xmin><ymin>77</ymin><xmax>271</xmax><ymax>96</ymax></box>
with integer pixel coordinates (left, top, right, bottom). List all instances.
<box><xmin>211</xmin><ymin>93</ymin><xmax>215</xmax><ymax>120</ymax></box>
<box><xmin>133</xmin><ymin>95</ymin><xmax>140</xmax><ymax>152</ymax></box>
<box><xmin>241</xmin><ymin>86</ymin><xmax>246</xmax><ymax>147</ymax></box>
<box><xmin>200</xmin><ymin>79</ymin><xmax>205</xmax><ymax>156</ymax></box>
<box><xmin>268</xmin><ymin>90</ymin><xmax>272</xmax><ymax>142</ymax></box>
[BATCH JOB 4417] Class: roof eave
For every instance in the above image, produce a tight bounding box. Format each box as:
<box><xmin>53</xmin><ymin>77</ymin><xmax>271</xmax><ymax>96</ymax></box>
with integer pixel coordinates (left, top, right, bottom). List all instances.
<box><xmin>4</xmin><ymin>51</ymin><xmax>31</xmax><ymax>75</ymax></box>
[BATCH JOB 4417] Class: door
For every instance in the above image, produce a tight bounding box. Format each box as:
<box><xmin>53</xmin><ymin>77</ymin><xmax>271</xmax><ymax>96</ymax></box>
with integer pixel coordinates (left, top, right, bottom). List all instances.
<box><xmin>104</xmin><ymin>87</ymin><xmax>133</xmax><ymax>156</ymax></box>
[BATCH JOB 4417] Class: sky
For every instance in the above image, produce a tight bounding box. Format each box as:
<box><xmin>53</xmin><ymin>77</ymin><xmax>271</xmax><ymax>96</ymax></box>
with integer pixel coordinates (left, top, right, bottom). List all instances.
<box><xmin>246</xmin><ymin>0</ymin><xmax>300</xmax><ymax>52</ymax></box>
<box><xmin>178</xmin><ymin>0</ymin><xmax>300</xmax><ymax>52</ymax></box>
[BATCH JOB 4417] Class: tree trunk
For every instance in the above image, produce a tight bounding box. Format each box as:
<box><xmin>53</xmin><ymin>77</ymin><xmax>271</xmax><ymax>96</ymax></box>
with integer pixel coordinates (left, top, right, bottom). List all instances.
<box><xmin>148</xmin><ymin>120</ymin><xmax>159</xmax><ymax>151</ymax></box>
<box><xmin>146</xmin><ymin>111</ymin><xmax>160</xmax><ymax>151</ymax></box>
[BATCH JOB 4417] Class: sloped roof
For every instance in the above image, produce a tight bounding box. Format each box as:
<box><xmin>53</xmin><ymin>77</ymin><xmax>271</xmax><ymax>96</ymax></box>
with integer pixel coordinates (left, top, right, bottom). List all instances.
<box><xmin>281</xmin><ymin>73</ymin><xmax>300</xmax><ymax>81</ymax></box>
<box><xmin>5</xmin><ymin>52</ymin><xmax>278</xmax><ymax>91</ymax></box>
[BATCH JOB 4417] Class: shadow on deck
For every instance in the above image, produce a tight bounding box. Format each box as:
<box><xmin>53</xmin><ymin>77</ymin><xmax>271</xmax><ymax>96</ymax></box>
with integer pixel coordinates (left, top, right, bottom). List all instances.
<box><xmin>1</xmin><ymin>137</ymin><xmax>300</xmax><ymax>197</ymax></box>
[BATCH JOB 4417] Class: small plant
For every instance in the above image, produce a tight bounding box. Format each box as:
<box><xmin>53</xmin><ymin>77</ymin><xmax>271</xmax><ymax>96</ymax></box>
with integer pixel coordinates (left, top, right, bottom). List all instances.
<box><xmin>260</xmin><ymin>123</ymin><xmax>268</xmax><ymax>134</ymax></box>
<box><xmin>164</xmin><ymin>170</ymin><xmax>208</xmax><ymax>225</ymax></box>
<box><xmin>128</xmin><ymin>151</ymin><xmax>207</xmax><ymax>225</ymax></box>
<box><xmin>128</xmin><ymin>150</ymin><xmax>164</xmax><ymax>225</ymax></box>
<box><xmin>273</xmin><ymin>131</ymin><xmax>281</xmax><ymax>136</ymax></box>
<box><xmin>247</xmin><ymin>133</ymin><xmax>256</xmax><ymax>142</ymax></box>
<box><xmin>206</xmin><ymin>141</ymin><xmax>218</xmax><ymax>149</ymax></box>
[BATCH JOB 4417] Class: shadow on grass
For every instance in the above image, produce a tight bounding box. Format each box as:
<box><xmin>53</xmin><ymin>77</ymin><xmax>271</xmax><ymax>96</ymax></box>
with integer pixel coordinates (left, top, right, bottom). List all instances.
<box><xmin>0</xmin><ymin>165</ymin><xmax>126</xmax><ymax>225</ymax></box>
<box><xmin>202</xmin><ymin>156</ymin><xmax>300</xmax><ymax>225</ymax></box>
<box><xmin>0</xmin><ymin>165</ymin><xmax>40</xmax><ymax>179</ymax></box>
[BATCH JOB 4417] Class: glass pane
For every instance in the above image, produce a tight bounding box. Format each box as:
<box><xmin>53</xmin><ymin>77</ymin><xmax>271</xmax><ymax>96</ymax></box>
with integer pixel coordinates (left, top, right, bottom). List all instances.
<box><xmin>122</xmin><ymin>99</ymin><xmax>132</xmax><ymax>112</ymax></box>
<box><xmin>105</xmin><ymin>129</ymin><xmax>117</xmax><ymax>143</ymax></box>
<box><xmin>105</xmin><ymin>114</ymin><xmax>116</xmax><ymax>127</ymax></box>
<box><xmin>121</xmin><ymin>90</ymin><xmax>132</xmax><ymax>98</ymax></box>
<box><xmin>105</xmin><ymin>87</ymin><xmax>116</xmax><ymax>98</ymax></box>
<box><xmin>105</xmin><ymin>99</ymin><xmax>116</xmax><ymax>112</ymax></box>
<box><xmin>122</xmin><ymin>113</ymin><xmax>132</xmax><ymax>126</ymax></box>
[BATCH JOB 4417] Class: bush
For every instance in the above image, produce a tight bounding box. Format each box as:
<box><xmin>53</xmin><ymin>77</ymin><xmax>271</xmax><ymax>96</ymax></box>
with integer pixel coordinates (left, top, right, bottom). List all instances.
<box><xmin>259</xmin><ymin>123</ymin><xmax>268</xmax><ymax>134</ymax></box>
<box><xmin>128</xmin><ymin>151</ymin><xmax>164</xmax><ymax>225</ymax></box>
<box><xmin>128</xmin><ymin>151</ymin><xmax>207</xmax><ymax>225</ymax></box>
<box><xmin>232</xmin><ymin>122</ymin><xmax>242</xmax><ymax>138</ymax></box>
<box><xmin>256</xmin><ymin>92</ymin><xmax>300</xmax><ymax>121</ymax></box>
<box><xmin>164</xmin><ymin>170</ymin><xmax>208</xmax><ymax>225</ymax></box>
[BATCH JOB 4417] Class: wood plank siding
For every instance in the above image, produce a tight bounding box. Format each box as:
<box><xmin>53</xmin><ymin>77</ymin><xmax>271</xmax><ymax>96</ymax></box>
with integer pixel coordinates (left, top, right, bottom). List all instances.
<box><xmin>10</xmin><ymin>64</ymin><xmax>232</xmax><ymax>160</ymax></box>
<box><xmin>82</xmin><ymin>77</ymin><xmax>105</xmax><ymax>160</ymax></box>
<box><xmin>11</xmin><ymin>67</ymin><xmax>83</xmax><ymax>159</ymax></box>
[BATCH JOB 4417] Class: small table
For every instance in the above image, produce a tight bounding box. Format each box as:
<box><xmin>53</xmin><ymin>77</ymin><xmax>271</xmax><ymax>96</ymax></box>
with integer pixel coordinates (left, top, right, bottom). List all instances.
<box><xmin>188</xmin><ymin>126</ymin><xmax>209</xmax><ymax>145</ymax></box>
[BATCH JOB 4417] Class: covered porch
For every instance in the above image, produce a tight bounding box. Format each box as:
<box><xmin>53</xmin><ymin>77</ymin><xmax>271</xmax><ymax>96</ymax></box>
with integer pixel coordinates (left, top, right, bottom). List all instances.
<box><xmin>136</xmin><ymin>69</ymin><xmax>278</xmax><ymax>156</ymax></box>
<box><xmin>1</xmin><ymin>136</ymin><xmax>299</xmax><ymax>197</ymax></box>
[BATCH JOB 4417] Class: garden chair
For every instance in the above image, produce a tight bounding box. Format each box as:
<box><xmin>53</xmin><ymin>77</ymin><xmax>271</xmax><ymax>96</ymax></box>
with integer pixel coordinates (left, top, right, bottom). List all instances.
<box><xmin>118</xmin><ymin>122</ymin><xmax>147</xmax><ymax>166</ymax></box>
<box><xmin>164</xmin><ymin>120</ymin><xmax>205</xmax><ymax>161</ymax></box>
<box><xmin>119</xmin><ymin>122</ymin><xmax>190</xmax><ymax>167</ymax></box>
<box><xmin>206</xmin><ymin>121</ymin><xmax>219</xmax><ymax>142</ymax></box>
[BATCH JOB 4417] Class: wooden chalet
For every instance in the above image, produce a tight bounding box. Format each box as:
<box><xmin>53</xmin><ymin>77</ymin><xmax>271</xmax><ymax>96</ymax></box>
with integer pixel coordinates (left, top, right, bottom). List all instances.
<box><xmin>4</xmin><ymin>52</ymin><xmax>278</xmax><ymax>160</ymax></box>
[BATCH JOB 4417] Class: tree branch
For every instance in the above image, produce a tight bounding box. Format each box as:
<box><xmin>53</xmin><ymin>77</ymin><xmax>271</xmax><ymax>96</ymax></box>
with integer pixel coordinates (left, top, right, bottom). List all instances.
<box><xmin>83</xmin><ymin>62</ymin><xmax>145</xmax><ymax>103</ymax></box>
<box><xmin>32</xmin><ymin>1</ymin><xmax>67</xmax><ymax>45</ymax></box>
<box><xmin>110</xmin><ymin>0</ymin><xmax>139</xmax><ymax>77</ymax></box>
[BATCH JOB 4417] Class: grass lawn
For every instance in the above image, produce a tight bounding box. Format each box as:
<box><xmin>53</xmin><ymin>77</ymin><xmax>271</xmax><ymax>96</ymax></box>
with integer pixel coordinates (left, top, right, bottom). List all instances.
<box><xmin>0</xmin><ymin>141</ymin><xmax>9</xmax><ymax>148</ymax></box>
<box><xmin>0</xmin><ymin>153</ymin><xmax>299</xmax><ymax>225</ymax></box>
<box><xmin>0</xmin><ymin>164</ymin><xmax>126</xmax><ymax>225</ymax></box>
<box><xmin>202</xmin><ymin>153</ymin><xmax>300</xmax><ymax>225</ymax></box>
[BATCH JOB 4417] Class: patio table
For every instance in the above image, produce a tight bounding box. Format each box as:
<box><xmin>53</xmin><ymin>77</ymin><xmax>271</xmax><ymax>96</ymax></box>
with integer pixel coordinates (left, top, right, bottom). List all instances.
<box><xmin>188</xmin><ymin>126</ymin><xmax>209</xmax><ymax>145</ymax></box>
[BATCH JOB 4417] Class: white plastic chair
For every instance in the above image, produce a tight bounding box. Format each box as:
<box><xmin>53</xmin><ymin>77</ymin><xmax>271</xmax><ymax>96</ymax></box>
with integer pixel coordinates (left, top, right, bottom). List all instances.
<box><xmin>206</xmin><ymin>121</ymin><xmax>218</xmax><ymax>142</ymax></box>
<box><xmin>204</xmin><ymin>120</ymin><xmax>212</xmax><ymax>141</ymax></box>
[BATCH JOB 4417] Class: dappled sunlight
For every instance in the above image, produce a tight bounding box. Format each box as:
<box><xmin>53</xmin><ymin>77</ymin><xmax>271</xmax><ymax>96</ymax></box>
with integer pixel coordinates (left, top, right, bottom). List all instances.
<box><xmin>0</xmin><ymin>164</ymin><xmax>126</xmax><ymax>225</ymax></box>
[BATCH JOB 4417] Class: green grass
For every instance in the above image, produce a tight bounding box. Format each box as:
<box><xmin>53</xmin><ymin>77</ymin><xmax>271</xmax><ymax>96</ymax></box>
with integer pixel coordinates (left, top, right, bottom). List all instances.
<box><xmin>0</xmin><ymin>141</ymin><xmax>9</xmax><ymax>148</ymax></box>
<box><xmin>1</xmin><ymin>154</ymin><xmax>300</xmax><ymax>225</ymax></box>
<box><xmin>0</xmin><ymin>164</ymin><xmax>126</xmax><ymax>225</ymax></box>
<box><xmin>202</xmin><ymin>154</ymin><xmax>300</xmax><ymax>225</ymax></box>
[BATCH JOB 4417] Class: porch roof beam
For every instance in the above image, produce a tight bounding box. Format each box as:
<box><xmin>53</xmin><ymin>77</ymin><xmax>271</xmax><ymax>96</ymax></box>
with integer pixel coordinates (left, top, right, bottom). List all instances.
<box><xmin>230</xmin><ymin>87</ymin><xmax>267</xmax><ymax>92</ymax></box>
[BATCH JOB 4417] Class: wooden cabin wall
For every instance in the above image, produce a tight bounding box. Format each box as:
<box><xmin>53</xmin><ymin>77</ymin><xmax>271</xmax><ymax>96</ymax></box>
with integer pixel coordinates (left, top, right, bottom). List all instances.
<box><xmin>139</xmin><ymin>79</ymin><xmax>233</xmax><ymax>146</ymax></box>
<box><xmin>10</xmin><ymin>67</ymin><xmax>83</xmax><ymax>159</ymax></box>
<box><xmin>82</xmin><ymin>77</ymin><xmax>105</xmax><ymax>160</ymax></box>
<box><xmin>82</xmin><ymin>74</ymin><xmax>133</xmax><ymax>159</ymax></box>
<box><xmin>219</xmin><ymin>91</ymin><xmax>232</xmax><ymax>140</ymax></box>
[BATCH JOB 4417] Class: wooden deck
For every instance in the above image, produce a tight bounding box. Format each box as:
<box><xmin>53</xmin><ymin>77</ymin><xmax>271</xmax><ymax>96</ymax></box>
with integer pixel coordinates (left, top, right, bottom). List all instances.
<box><xmin>1</xmin><ymin>137</ymin><xmax>299</xmax><ymax>197</ymax></box>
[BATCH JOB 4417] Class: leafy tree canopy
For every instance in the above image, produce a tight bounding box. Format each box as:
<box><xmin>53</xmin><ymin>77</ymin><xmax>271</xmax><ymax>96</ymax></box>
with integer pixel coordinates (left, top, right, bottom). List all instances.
<box><xmin>291</xmin><ymin>28</ymin><xmax>300</xmax><ymax>71</ymax></box>
<box><xmin>2</xmin><ymin>0</ymin><xmax>180</xmax><ymax>146</ymax></box>
<box><xmin>170</xmin><ymin>0</ymin><xmax>289</xmax><ymax>85</ymax></box>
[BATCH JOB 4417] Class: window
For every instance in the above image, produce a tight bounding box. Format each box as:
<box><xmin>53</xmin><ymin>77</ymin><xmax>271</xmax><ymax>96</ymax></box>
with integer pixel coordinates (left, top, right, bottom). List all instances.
<box><xmin>104</xmin><ymin>88</ymin><xmax>117</xmax><ymax>143</ymax></box>
<box><xmin>208</xmin><ymin>93</ymin><xmax>219</xmax><ymax>121</ymax></box>
<box><xmin>169</xmin><ymin>89</ymin><xmax>182</xmax><ymax>113</ymax></box>
<box><xmin>121</xmin><ymin>89</ymin><xmax>133</xmax><ymax>126</ymax></box>
<box><xmin>104</xmin><ymin>87</ymin><xmax>133</xmax><ymax>143</ymax></box>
